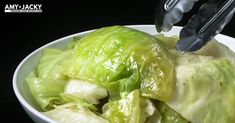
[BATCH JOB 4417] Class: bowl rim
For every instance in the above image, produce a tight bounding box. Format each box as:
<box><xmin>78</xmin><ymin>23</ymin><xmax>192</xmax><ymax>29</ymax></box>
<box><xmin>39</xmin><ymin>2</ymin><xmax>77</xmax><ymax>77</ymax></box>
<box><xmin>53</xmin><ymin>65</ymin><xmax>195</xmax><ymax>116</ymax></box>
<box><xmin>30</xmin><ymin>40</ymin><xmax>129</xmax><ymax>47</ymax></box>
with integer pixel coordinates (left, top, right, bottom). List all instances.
<box><xmin>12</xmin><ymin>24</ymin><xmax>235</xmax><ymax>122</ymax></box>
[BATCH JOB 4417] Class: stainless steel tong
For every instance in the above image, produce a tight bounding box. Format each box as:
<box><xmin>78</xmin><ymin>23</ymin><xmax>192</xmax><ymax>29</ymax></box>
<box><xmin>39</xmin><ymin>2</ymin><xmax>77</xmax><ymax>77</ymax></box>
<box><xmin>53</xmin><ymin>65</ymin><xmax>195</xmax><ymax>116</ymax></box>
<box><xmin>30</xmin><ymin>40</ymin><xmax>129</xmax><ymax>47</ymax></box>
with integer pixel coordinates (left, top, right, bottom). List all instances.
<box><xmin>155</xmin><ymin>0</ymin><xmax>235</xmax><ymax>51</ymax></box>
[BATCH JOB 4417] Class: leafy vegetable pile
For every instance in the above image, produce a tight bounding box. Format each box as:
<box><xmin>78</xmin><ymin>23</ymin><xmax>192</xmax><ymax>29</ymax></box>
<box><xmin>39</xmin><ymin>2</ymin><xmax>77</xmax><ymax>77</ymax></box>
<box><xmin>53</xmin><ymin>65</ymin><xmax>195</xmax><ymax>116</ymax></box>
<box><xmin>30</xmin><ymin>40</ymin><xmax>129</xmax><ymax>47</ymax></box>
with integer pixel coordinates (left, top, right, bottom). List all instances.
<box><xmin>26</xmin><ymin>26</ymin><xmax>235</xmax><ymax>123</ymax></box>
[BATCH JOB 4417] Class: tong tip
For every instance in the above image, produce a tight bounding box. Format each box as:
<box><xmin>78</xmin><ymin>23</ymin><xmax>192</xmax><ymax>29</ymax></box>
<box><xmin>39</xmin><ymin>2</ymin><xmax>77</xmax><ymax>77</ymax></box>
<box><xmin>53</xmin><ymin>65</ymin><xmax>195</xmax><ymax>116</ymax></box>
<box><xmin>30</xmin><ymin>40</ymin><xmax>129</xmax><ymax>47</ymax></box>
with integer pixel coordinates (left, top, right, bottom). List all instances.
<box><xmin>176</xmin><ymin>35</ymin><xmax>204</xmax><ymax>52</ymax></box>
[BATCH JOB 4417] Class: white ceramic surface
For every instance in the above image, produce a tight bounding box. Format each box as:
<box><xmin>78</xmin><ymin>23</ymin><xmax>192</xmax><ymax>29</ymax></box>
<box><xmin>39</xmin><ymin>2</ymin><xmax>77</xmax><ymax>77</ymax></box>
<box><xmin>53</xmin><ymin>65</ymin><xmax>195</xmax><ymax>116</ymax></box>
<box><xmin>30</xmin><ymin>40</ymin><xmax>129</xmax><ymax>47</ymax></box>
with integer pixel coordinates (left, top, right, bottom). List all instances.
<box><xmin>13</xmin><ymin>25</ymin><xmax>235</xmax><ymax>123</ymax></box>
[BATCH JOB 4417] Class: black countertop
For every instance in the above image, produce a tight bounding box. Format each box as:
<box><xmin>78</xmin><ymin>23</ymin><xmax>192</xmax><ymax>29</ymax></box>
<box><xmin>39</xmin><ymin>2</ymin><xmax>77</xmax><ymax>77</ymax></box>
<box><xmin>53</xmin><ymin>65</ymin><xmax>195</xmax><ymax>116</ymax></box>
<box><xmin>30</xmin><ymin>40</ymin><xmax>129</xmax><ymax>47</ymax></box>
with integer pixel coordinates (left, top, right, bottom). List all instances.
<box><xmin>2</xmin><ymin>0</ymin><xmax>235</xmax><ymax>122</ymax></box>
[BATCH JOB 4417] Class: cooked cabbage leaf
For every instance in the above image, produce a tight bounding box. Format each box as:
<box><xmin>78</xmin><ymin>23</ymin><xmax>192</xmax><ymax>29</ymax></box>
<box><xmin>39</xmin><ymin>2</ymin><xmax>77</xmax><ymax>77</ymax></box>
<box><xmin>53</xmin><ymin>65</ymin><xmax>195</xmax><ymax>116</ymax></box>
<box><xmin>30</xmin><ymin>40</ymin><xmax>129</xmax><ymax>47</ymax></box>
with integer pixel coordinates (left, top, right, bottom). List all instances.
<box><xmin>102</xmin><ymin>90</ymin><xmax>156</xmax><ymax>123</ymax></box>
<box><xmin>37</xmin><ymin>49</ymin><xmax>72</xmax><ymax>80</ymax></box>
<box><xmin>26</xmin><ymin>72</ymin><xmax>67</xmax><ymax>110</ymax></box>
<box><xmin>62</xmin><ymin>26</ymin><xmax>175</xmax><ymax>101</ymax></box>
<box><xmin>196</xmin><ymin>40</ymin><xmax>235</xmax><ymax>65</ymax></box>
<box><xmin>60</xmin><ymin>93</ymin><xmax>97</xmax><ymax>111</ymax></box>
<box><xmin>167</xmin><ymin>59</ymin><xmax>235</xmax><ymax>123</ymax></box>
<box><xmin>64</xmin><ymin>79</ymin><xmax>108</xmax><ymax>104</ymax></box>
<box><xmin>154</xmin><ymin>34</ymin><xmax>178</xmax><ymax>49</ymax></box>
<box><xmin>44</xmin><ymin>103</ymin><xmax>109</xmax><ymax>123</ymax></box>
<box><xmin>156</xmin><ymin>102</ymin><xmax>190</xmax><ymax>123</ymax></box>
<box><xmin>27</xmin><ymin>71</ymin><xmax>108</xmax><ymax>111</ymax></box>
<box><xmin>67</xmin><ymin>36</ymin><xmax>82</xmax><ymax>49</ymax></box>
<box><xmin>145</xmin><ymin>104</ymin><xmax>162</xmax><ymax>123</ymax></box>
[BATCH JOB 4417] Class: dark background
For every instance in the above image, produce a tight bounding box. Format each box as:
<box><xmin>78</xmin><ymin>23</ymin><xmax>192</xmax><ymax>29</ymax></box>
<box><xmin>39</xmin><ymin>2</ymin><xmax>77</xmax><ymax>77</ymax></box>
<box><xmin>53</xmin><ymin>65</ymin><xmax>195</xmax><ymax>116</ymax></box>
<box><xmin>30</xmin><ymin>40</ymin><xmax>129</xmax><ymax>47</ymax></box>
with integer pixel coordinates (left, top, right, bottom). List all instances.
<box><xmin>1</xmin><ymin>0</ymin><xmax>235</xmax><ymax>122</ymax></box>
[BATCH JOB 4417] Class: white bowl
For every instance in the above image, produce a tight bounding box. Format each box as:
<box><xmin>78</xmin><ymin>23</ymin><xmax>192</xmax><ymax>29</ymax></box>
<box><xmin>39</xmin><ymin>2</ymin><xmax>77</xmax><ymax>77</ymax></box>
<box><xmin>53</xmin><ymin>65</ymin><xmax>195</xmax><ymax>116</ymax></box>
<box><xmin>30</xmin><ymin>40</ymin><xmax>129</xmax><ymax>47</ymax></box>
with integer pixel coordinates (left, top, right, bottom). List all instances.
<box><xmin>13</xmin><ymin>25</ymin><xmax>235</xmax><ymax>123</ymax></box>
